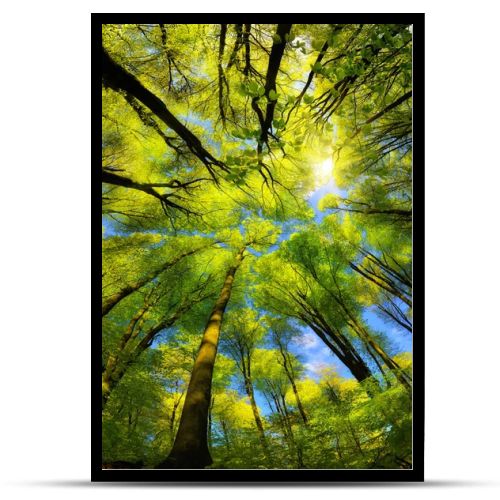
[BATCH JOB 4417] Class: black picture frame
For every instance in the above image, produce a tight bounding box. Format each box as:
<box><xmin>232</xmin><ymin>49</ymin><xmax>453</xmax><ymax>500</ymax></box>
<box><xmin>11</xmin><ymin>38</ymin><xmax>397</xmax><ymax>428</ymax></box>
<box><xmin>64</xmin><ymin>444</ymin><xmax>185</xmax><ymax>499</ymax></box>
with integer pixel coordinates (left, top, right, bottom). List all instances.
<box><xmin>93</xmin><ymin>13</ymin><xmax>424</xmax><ymax>483</ymax></box>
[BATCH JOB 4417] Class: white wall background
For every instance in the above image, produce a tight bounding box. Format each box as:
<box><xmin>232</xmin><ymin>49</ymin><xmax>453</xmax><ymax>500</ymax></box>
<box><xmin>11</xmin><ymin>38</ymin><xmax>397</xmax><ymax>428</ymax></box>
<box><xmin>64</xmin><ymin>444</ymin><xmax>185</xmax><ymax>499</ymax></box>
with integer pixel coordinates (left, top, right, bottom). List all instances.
<box><xmin>0</xmin><ymin>1</ymin><xmax>499</xmax><ymax>499</ymax></box>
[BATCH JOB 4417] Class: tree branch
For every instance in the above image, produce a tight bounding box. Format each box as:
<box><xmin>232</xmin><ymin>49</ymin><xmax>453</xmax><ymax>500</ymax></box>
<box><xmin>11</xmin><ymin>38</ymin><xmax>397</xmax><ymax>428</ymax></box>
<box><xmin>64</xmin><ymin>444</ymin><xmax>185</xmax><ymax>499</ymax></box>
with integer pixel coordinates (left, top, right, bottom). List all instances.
<box><xmin>102</xmin><ymin>46</ymin><xmax>227</xmax><ymax>180</ymax></box>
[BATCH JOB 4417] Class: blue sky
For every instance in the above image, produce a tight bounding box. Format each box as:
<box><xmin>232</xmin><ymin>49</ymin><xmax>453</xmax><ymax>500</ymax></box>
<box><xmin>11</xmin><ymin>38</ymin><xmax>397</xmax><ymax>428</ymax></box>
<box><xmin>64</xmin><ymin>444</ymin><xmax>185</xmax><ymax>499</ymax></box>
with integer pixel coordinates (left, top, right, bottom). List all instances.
<box><xmin>306</xmin><ymin>177</ymin><xmax>345</xmax><ymax>223</ymax></box>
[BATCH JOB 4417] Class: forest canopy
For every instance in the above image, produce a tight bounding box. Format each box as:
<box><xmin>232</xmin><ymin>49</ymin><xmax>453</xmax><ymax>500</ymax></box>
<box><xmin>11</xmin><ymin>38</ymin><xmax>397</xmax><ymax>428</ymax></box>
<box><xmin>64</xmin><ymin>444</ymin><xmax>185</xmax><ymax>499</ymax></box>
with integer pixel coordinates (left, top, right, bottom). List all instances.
<box><xmin>101</xmin><ymin>22</ymin><xmax>413</xmax><ymax>470</ymax></box>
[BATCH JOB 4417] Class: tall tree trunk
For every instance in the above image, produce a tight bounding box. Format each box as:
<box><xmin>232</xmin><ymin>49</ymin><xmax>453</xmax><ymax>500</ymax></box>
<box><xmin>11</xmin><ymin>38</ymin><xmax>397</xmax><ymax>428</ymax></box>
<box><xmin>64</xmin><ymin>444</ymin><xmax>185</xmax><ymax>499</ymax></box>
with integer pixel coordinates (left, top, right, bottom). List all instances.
<box><xmin>244</xmin><ymin>376</ymin><xmax>273</xmax><ymax>466</ymax></box>
<box><xmin>270</xmin><ymin>391</ymin><xmax>290</xmax><ymax>440</ymax></box>
<box><xmin>266</xmin><ymin>383</ymin><xmax>302</xmax><ymax>467</ymax></box>
<box><xmin>349</xmin><ymin>261</ymin><xmax>412</xmax><ymax>306</ymax></box>
<box><xmin>102</xmin><ymin>303</ymin><xmax>193</xmax><ymax>409</ymax></box>
<box><xmin>347</xmin><ymin>316</ymin><xmax>412</xmax><ymax>391</ymax></box>
<box><xmin>169</xmin><ymin>391</ymin><xmax>183</xmax><ymax>446</ymax></box>
<box><xmin>363</xmin><ymin>340</ymin><xmax>392</xmax><ymax>389</ymax></box>
<box><xmin>280</xmin><ymin>393</ymin><xmax>304</xmax><ymax>468</ymax></box>
<box><xmin>221</xmin><ymin>419</ymin><xmax>231</xmax><ymax>452</ymax></box>
<box><xmin>277</xmin><ymin>343</ymin><xmax>308</xmax><ymax>424</ymax></box>
<box><xmin>242</xmin><ymin>24</ymin><xmax>251</xmax><ymax>76</ymax></box>
<box><xmin>334</xmin><ymin>432</ymin><xmax>346</xmax><ymax>466</ymax></box>
<box><xmin>226</xmin><ymin>24</ymin><xmax>244</xmax><ymax>69</ymax></box>
<box><xmin>217</xmin><ymin>24</ymin><xmax>228</xmax><ymax>125</ymax></box>
<box><xmin>102</xmin><ymin>244</ymin><xmax>208</xmax><ymax>316</ymax></box>
<box><xmin>317</xmin><ymin>280</ymin><xmax>411</xmax><ymax>392</ymax></box>
<box><xmin>325</xmin><ymin>381</ymin><xmax>340</xmax><ymax>404</ymax></box>
<box><xmin>293</xmin><ymin>294</ymin><xmax>377</xmax><ymax>386</ymax></box>
<box><xmin>289</xmin><ymin>376</ymin><xmax>308</xmax><ymax>424</ymax></box>
<box><xmin>102</xmin><ymin>299</ymin><xmax>150</xmax><ymax>406</ymax></box>
<box><xmin>306</xmin><ymin>320</ymin><xmax>374</xmax><ymax>384</ymax></box>
<box><xmin>157</xmin><ymin>246</ymin><xmax>246</xmax><ymax>469</ymax></box>
<box><xmin>347</xmin><ymin>417</ymin><xmax>364</xmax><ymax>457</ymax></box>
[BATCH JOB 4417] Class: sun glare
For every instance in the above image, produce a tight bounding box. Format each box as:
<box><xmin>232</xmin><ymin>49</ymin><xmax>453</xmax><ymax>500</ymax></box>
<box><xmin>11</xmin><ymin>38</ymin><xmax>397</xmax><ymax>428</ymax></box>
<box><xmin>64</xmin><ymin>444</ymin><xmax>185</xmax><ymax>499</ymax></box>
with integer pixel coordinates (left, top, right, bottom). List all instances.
<box><xmin>315</xmin><ymin>157</ymin><xmax>334</xmax><ymax>184</ymax></box>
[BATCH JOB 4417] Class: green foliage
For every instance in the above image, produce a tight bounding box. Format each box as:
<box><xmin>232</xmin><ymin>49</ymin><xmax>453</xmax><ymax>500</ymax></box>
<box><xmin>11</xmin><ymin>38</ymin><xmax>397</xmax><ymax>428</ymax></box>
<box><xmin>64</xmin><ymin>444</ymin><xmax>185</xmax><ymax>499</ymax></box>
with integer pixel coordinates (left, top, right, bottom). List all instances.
<box><xmin>101</xmin><ymin>23</ymin><xmax>413</xmax><ymax>470</ymax></box>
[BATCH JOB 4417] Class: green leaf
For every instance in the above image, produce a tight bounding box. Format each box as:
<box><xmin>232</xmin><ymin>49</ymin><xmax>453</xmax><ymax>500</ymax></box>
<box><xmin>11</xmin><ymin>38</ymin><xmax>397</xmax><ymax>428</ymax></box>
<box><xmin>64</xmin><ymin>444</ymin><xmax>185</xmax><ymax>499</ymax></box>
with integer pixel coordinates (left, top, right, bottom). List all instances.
<box><xmin>237</xmin><ymin>83</ymin><xmax>248</xmax><ymax>97</ymax></box>
<box><xmin>246</xmin><ymin>81</ymin><xmax>262</xmax><ymax>97</ymax></box>
<box><xmin>312</xmin><ymin>62</ymin><xmax>323</xmax><ymax>73</ymax></box>
<box><xmin>229</xmin><ymin>130</ymin><xmax>241</xmax><ymax>139</ymax></box>
<box><xmin>361</xmin><ymin>123</ymin><xmax>372</xmax><ymax>134</ymax></box>
<box><xmin>273</xmin><ymin>118</ymin><xmax>285</xmax><ymax>130</ymax></box>
<box><xmin>268</xmin><ymin>89</ymin><xmax>278</xmax><ymax>101</ymax></box>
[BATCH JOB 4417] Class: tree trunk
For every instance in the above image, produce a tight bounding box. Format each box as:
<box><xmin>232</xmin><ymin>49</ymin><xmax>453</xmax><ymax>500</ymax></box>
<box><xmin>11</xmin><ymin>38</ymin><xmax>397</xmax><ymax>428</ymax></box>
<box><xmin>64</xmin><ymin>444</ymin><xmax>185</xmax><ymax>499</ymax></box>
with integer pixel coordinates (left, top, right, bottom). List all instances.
<box><xmin>280</xmin><ymin>393</ymin><xmax>305</xmax><ymax>468</ymax></box>
<box><xmin>244</xmin><ymin>376</ymin><xmax>273</xmax><ymax>466</ymax></box>
<box><xmin>102</xmin><ymin>47</ymin><xmax>225</xmax><ymax>177</ymax></box>
<box><xmin>347</xmin><ymin>317</ymin><xmax>412</xmax><ymax>391</ymax></box>
<box><xmin>289</xmin><ymin>376</ymin><xmax>308</xmax><ymax>424</ymax></box>
<box><xmin>349</xmin><ymin>261</ymin><xmax>412</xmax><ymax>306</ymax></box>
<box><xmin>227</xmin><ymin>24</ymin><xmax>243</xmax><ymax>69</ymax></box>
<box><xmin>347</xmin><ymin>417</ymin><xmax>364</xmax><ymax>457</ymax></box>
<box><xmin>221</xmin><ymin>419</ymin><xmax>231</xmax><ymax>452</ymax></box>
<box><xmin>363</xmin><ymin>340</ymin><xmax>392</xmax><ymax>389</ymax></box>
<box><xmin>102</xmin><ymin>298</ymin><xmax>151</xmax><ymax>405</ymax></box>
<box><xmin>157</xmin><ymin>246</ymin><xmax>246</xmax><ymax>469</ymax></box>
<box><xmin>102</xmin><ymin>245</ymin><xmax>208</xmax><ymax>317</ymax></box>
<box><xmin>293</xmin><ymin>295</ymin><xmax>377</xmax><ymax>386</ymax></box>
<box><xmin>306</xmin><ymin>321</ymin><xmax>374</xmax><ymax>383</ymax></box>
<box><xmin>318</xmin><ymin>283</ymin><xmax>411</xmax><ymax>392</ymax></box>
<box><xmin>277</xmin><ymin>344</ymin><xmax>308</xmax><ymax>424</ymax></box>
<box><xmin>169</xmin><ymin>392</ymin><xmax>183</xmax><ymax>445</ymax></box>
<box><xmin>217</xmin><ymin>24</ymin><xmax>228</xmax><ymax>124</ymax></box>
<box><xmin>102</xmin><ymin>306</ymin><xmax>189</xmax><ymax>409</ymax></box>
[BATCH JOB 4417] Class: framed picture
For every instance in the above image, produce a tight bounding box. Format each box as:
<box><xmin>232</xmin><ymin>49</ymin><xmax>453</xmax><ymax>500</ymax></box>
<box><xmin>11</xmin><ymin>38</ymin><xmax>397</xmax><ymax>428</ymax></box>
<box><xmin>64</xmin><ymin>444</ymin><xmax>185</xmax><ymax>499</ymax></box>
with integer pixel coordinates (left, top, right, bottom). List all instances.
<box><xmin>94</xmin><ymin>13</ymin><xmax>424</xmax><ymax>482</ymax></box>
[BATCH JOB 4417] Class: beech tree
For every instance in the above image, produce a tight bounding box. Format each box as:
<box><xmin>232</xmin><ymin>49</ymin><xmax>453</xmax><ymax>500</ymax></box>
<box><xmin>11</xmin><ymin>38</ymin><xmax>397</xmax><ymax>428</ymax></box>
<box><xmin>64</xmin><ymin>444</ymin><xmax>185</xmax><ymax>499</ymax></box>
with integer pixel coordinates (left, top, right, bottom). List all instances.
<box><xmin>157</xmin><ymin>220</ymin><xmax>278</xmax><ymax>468</ymax></box>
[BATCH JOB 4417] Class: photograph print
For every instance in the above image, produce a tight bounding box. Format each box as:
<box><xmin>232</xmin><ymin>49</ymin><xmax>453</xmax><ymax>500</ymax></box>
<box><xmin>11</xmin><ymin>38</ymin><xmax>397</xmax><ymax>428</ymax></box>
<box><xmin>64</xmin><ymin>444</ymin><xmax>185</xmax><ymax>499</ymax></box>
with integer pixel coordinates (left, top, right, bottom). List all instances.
<box><xmin>97</xmin><ymin>16</ymin><xmax>423</xmax><ymax>481</ymax></box>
